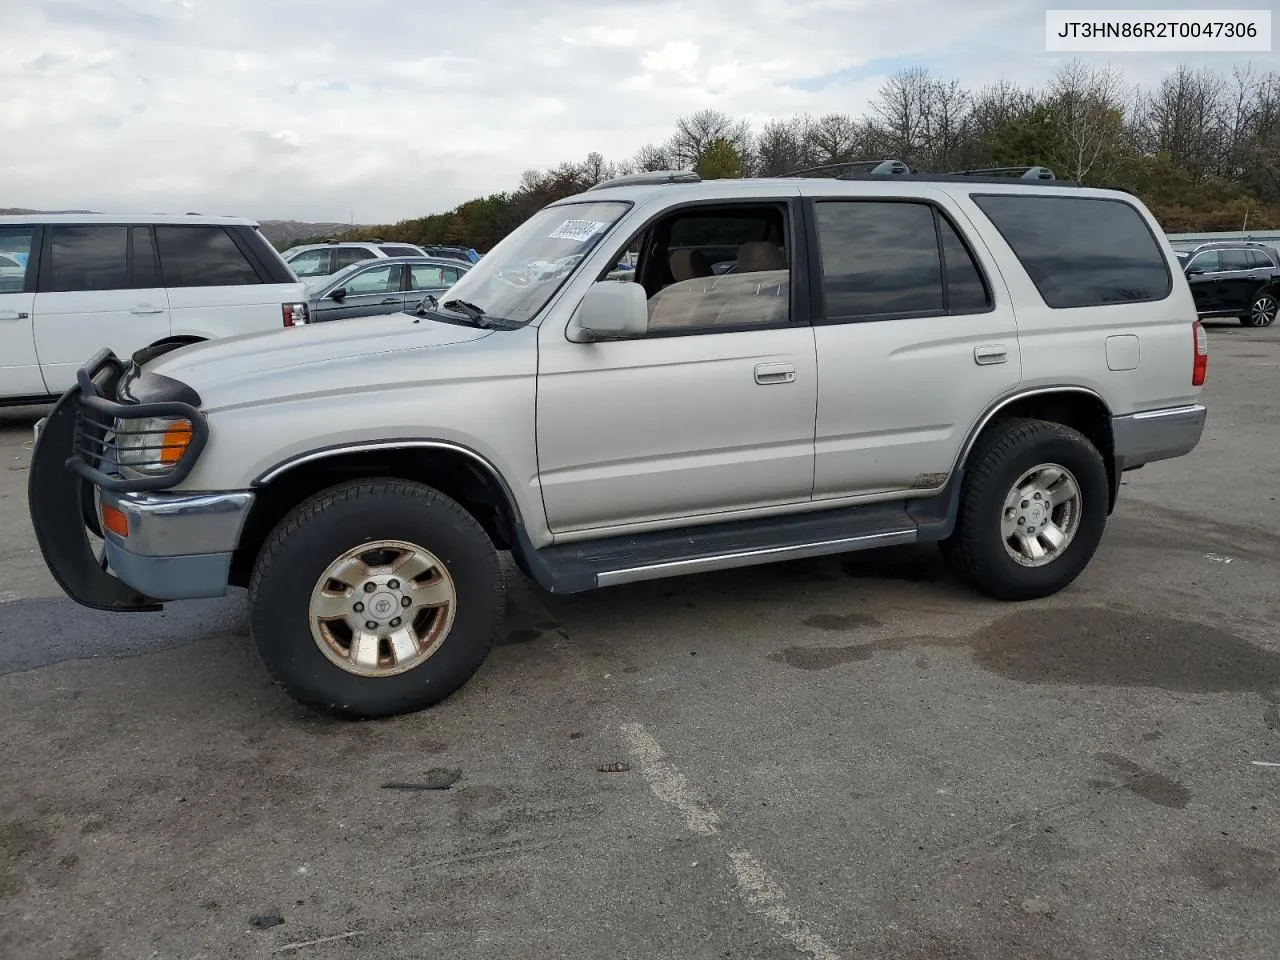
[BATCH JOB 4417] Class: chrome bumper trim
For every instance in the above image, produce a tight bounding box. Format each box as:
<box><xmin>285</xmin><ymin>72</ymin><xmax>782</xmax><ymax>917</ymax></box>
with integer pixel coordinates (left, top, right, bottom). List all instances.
<box><xmin>97</xmin><ymin>489</ymin><xmax>255</xmax><ymax>557</ymax></box>
<box><xmin>1112</xmin><ymin>403</ymin><xmax>1206</xmax><ymax>468</ymax></box>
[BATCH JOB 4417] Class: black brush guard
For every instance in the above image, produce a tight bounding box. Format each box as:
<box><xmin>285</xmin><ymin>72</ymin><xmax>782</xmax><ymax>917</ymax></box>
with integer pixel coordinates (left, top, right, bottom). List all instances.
<box><xmin>27</xmin><ymin>348</ymin><xmax>208</xmax><ymax>612</ymax></box>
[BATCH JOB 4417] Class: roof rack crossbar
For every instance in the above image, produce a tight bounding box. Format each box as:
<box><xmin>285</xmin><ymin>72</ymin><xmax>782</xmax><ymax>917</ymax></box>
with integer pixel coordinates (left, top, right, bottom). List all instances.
<box><xmin>780</xmin><ymin>159</ymin><xmax>912</xmax><ymax>179</ymax></box>
<box><xmin>947</xmin><ymin>166</ymin><xmax>1057</xmax><ymax>180</ymax></box>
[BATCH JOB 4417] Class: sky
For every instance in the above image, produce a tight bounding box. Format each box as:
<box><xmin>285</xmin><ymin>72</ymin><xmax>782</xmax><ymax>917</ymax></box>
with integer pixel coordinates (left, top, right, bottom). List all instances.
<box><xmin>0</xmin><ymin>0</ymin><xmax>1271</xmax><ymax>224</ymax></box>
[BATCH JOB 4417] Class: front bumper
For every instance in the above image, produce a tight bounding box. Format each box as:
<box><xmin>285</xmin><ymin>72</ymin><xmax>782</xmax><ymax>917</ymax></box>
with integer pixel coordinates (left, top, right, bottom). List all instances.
<box><xmin>97</xmin><ymin>488</ymin><xmax>254</xmax><ymax>601</ymax></box>
<box><xmin>27</xmin><ymin>348</ymin><xmax>241</xmax><ymax>611</ymax></box>
<box><xmin>1111</xmin><ymin>403</ymin><xmax>1207</xmax><ymax>469</ymax></box>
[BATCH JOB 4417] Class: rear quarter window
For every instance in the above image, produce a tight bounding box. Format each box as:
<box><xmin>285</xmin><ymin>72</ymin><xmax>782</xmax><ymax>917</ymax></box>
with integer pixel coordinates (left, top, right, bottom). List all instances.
<box><xmin>971</xmin><ymin>194</ymin><xmax>1172</xmax><ymax>308</ymax></box>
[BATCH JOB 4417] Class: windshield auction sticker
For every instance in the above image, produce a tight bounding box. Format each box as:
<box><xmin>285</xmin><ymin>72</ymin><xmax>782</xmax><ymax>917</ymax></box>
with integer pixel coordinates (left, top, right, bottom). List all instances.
<box><xmin>548</xmin><ymin>220</ymin><xmax>609</xmax><ymax>242</ymax></box>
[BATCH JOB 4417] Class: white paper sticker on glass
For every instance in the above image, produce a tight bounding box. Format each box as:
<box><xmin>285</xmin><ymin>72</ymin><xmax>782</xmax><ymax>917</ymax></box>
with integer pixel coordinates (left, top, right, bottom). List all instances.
<box><xmin>548</xmin><ymin>219</ymin><xmax>608</xmax><ymax>242</ymax></box>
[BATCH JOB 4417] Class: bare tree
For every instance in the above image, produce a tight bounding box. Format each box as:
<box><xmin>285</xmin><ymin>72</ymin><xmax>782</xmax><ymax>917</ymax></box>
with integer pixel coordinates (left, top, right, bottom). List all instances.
<box><xmin>921</xmin><ymin>78</ymin><xmax>971</xmax><ymax>169</ymax></box>
<box><xmin>1138</xmin><ymin>65</ymin><xmax>1225</xmax><ymax>178</ymax></box>
<box><xmin>1219</xmin><ymin>65</ymin><xmax>1261</xmax><ymax>179</ymax></box>
<box><xmin>632</xmin><ymin>142</ymin><xmax>674</xmax><ymax>171</ymax></box>
<box><xmin>1047</xmin><ymin>60</ymin><xmax>1134</xmax><ymax>181</ymax></box>
<box><xmin>756</xmin><ymin>117</ymin><xmax>806</xmax><ymax>175</ymax></box>
<box><xmin>666</xmin><ymin>109</ymin><xmax>753</xmax><ymax>168</ymax></box>
<box><xmin>867</xmin><ymin>67</ymin><xmax>936</xmax><ymax>164</ymax></box>
<box><xmin>806</xmin><ymin>113</ymin><xmax>860</xmax><ymax>164</ymax></box>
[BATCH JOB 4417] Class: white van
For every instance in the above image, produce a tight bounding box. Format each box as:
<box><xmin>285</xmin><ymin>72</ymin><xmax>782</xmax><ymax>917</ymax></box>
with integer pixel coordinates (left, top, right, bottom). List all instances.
<box><xmin>0</xmin><ymin>214</ymin><xmax>308</xmax><ymax>404</ymax></box>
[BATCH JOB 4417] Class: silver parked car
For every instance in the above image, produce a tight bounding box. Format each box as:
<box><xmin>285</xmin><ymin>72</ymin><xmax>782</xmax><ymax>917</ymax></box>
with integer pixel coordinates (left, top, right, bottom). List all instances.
<box><xmin>283</xmin><ymin>240</ymin><xmax>430</xmax><ymax>278</ymax></box>
<box><xmin>29</xmin><ymin>164</ymin><xmax>1207</xmax><ymax>721</ymax></box>
<box><xmin>303</xmin><ymin>256</ymin><xmax>470</xmax><ymax>323</ymax></box>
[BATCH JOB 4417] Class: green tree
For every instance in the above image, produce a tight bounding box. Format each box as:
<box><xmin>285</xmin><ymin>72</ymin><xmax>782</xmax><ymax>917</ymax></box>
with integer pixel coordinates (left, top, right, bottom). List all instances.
<box><xmin>984</xmin><ymin>105</ymin><xmax>1065</xmax><ymax>169</ymax></box>
<box><xmin>695</xmin><ymin>137</ymin><xmax>744</xmax><ymax>180</ymax></box>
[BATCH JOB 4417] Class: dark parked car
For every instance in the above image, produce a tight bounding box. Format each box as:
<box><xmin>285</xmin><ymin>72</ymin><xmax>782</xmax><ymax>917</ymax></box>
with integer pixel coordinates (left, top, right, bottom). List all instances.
<box><xmin>303</xmin><ymin>256</ymin><xmax>470</xmax><ymax>323</ymax></box>
<box><xmin>421</xmin><ymin>245</ymin><xmax>481</xmax><ymax>264</ymax></box>
<box><xmin>1177</xmin><ymin>241</ymin><xmax>1278</xmax><ymax>327</ymax></box>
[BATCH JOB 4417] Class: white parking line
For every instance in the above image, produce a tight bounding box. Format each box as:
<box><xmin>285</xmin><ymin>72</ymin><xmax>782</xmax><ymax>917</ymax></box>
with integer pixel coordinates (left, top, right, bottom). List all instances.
<box><xmin>619</xmin><ymin>722</ymin><xmax>842</xmax><ymax>960</ymax></box>
<box><xmin>620</xmin><ymin>722</ymin><xmax>721</xmax><ymax>837</ymax></box>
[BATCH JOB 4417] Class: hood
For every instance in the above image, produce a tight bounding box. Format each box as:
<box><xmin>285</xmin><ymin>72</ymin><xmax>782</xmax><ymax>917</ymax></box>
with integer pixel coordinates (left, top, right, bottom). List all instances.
<box><xmin>140</xmin><ymin>312</ymin><xmax>492</xmax><ymax>411</ymax></box>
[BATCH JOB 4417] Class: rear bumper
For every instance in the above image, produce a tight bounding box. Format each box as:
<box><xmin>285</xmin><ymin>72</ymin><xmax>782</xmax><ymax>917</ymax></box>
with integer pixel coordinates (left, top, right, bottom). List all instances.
<box><xmin>1111</xmin><ymin>403</ymin><xmax>1207</xmax><ymax>469</ymax></box>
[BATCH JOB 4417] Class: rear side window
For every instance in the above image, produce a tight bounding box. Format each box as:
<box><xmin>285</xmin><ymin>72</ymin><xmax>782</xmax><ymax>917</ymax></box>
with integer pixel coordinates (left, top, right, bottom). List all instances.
<box><xmin>813</xmin><ymin>200</ymin><xmax>991</xmax><ymax>321</ymax></box>
<box><xmin>1219</xmin><ymin>249</ymin><xmax>1252</xmax><ymax>271</ymax></box>
<box><xmin>156</xmin><ymin>226</ymin><xmax>261</xmax><ymax>287</ymax></box>
<box><xmin>1248</xmin><ymin>250</ymin><xmax>1270</xmax><ymax>268</ymax></box>
<box><xmin>333</xmin><ymin>248</ymin><xmax>375</xmax><ymax>271</ymax></box>
<box><xmin>287</xmin><ymin>249</ymin><xmax>331</xmax><ymax>276</ymax></box>
<box><xmin>972</xmin><ymin>195</ymin><xmax>1171</xmax><ymax>308</ymax></box>
<box><xmin>43</xmin><ymin>225</ymin><xmax>130</xmax><ymax>292</ymax></box>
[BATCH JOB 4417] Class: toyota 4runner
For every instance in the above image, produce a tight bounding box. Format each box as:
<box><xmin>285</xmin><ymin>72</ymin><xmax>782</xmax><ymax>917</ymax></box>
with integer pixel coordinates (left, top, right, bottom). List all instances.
<box><xmin>28</xmin><ymin>163</ymin><xmax>1208</xmax><ymax>719</ymax></box>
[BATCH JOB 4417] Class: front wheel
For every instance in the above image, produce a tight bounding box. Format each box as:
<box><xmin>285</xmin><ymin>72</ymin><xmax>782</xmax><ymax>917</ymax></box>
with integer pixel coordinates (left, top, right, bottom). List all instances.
<box><xmin>248</xmin><ymin>479</ymin><xmax>505</xmax><ymax>719</ymax></box>
<box><xmin>941</xmin><ymin>418</ymin><xmax>1109</xmax><ymax>601</ymax></box>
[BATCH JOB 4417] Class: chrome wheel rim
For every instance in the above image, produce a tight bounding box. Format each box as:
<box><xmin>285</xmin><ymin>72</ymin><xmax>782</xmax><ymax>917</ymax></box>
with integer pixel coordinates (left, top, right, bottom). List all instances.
<box><xmin>1253</xmin><ymin>295</ymin><xmax>1277</xmax><ymax>327</ymax></box>
<box><xmin>1000</xmin><ymin>463</ymin><xmax>1082</xmax><ymax>567</ymax></box>
<box><xmin>308</xmin><ymin>540</ymin><xmax>456</xmax><ymax>677</ymax></box>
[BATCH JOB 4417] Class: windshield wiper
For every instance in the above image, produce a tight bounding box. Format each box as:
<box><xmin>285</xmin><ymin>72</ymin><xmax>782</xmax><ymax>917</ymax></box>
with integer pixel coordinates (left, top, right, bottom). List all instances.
<box><xmin>440</xmin><ymin>299</ymin><xmax>492</xmax><ymax>328</ymax></box>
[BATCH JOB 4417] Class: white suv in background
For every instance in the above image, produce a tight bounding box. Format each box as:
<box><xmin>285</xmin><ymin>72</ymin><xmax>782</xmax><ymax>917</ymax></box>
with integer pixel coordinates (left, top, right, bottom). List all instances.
<box><xmin>282</xmin><ymin>240</ymin><xmax>430</xmax><ymax>277</ymax></box>
<box><xmin>0</xmin><ymin>214</ymin><xmax>309</xmax><ymax>405</ymax></box>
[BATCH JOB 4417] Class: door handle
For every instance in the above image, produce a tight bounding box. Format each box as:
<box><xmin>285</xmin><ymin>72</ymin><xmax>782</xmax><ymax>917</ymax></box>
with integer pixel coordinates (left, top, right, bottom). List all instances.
<box><xmin>974</xmin><ymin>345</ymin><xmax>1008</xmax><ymax>365</ymax></box>
<box><xmin>0</xmin><ymin>311</ymin><xmax>28</xmax><ymax>322</ymax></box>
<box><xmin>755</xmin><ymin>362</ymin><xmax>796</xmax><ymax>384</ymax></box>
<box><xmin>380</xmin><ymin>298</ymin><xmax>401</xmax><ymax>304</ymax></box>
<box><xmin>130</xmin><ymin>305</ymin><xmax>165</xmax><ymax>315</ymax></box>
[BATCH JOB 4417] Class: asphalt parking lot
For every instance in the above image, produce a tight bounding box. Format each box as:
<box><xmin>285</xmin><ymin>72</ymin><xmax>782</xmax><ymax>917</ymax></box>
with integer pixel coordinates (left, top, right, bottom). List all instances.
<box><xmin>1</xmin><ymin>325</ymin><xmax>1278</xmax><ymax>960</ymax></box>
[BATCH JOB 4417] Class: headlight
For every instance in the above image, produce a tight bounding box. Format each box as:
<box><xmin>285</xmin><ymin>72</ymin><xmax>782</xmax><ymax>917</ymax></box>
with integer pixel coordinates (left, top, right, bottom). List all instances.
<box><xmin>115</xmin><ymin>416</ymin><xmax>195</xmax><ymax>475</ymax></box>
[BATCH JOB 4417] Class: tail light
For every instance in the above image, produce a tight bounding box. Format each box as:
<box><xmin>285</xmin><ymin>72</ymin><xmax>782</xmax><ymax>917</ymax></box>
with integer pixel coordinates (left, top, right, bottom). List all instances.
<box><xmin>282</xmin><ymin>302</ymin><xmax>309</xmax><ymax>327</ymax></box>
<box><xmin>1192</xmin><ymin>320</ymin><xmax>1208</xmax><ymax>386</ymax></box>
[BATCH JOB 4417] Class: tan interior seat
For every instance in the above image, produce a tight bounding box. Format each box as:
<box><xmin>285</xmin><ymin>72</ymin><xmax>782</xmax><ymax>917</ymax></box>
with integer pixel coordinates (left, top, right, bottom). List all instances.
<box><xmin>735</xmin><ymin>240</ymin><xmax>786</xmax><ymax>273</ymax></box>
<box><xmin>669</xmin><ymin>248</ymin><xmax>714</xmax><ymax>282</ymax></box>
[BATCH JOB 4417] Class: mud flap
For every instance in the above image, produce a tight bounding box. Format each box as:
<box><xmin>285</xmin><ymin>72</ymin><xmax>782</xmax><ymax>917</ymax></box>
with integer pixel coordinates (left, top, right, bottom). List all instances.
<box><xmin>27</xmin><ymin>385</ymin><xmax>163</xmax><ymax>612</ymax></box>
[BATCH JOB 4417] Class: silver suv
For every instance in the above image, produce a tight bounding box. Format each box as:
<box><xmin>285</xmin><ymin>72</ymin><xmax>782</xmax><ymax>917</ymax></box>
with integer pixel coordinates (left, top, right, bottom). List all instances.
<box><xmin>29</xmin><ymin>163</ymin><xmax>1208</xmax><ymax>719</ymax></box>
<box><xmin>282</xmin><ymin>240</ymin><xmax>429</xmax><ymax>277</ymax></box>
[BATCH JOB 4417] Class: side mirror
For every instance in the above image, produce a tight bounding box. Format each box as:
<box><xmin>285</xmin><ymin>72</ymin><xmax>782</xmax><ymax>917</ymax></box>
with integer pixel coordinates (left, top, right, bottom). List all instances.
<box><xmin>415</xmin><ymin>294</ymin><xmax>438</xmax><ymax>315</ymax></box>
<box><xmin>330</xmin><ymin>287</ymin><xmax>347</xmax><ymax>302</ymax></box>
<box><xmin>567</xmin><ymin>281</ymin><xmax>648</xmax><ymax>343</ymax></box>
<box><xmin>1185</xmin><ymin>266</ymin><xmax>1203</xmax><ymax>276</ymax></box>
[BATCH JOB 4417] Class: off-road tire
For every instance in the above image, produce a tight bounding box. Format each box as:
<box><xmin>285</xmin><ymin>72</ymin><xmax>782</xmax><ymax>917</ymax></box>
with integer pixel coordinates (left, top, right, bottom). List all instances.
<box><xmin>940</xmin><ymin>418</ymin><xmax>1109</xmax><ymax>601</ymax></box>
<box><xmin>248</xmin><ymin>479</ymin><xmax>504</xmax><ymax>719</ymax></box>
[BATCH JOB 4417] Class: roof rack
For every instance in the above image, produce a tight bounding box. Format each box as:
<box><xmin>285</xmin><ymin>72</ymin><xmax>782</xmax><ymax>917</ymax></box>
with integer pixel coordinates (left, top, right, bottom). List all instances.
<box><xmin>780</xmin><ymin>159</ymin><xmax>913</xmax><ymax>179</ymax></box>
<box><xmin>1186</xmin><ymin>239</ymin><xmax>1274</xmax><ymax>251</ymax></box>
<box><xmin>588</xmin><ymin>170</ymin><xmax>702</xmax><ymax>190</ymax></box>
<box><xmin>948</xmin><ymin>166</ymin><xmax>1057</xmax><ymax>180</ymax></box>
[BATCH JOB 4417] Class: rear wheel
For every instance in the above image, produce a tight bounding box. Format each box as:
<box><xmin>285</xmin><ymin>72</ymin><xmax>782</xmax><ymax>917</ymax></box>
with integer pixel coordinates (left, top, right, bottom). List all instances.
<box><xmin>248</xmin><ymin>479</ymin><xmax>504</xmax><ymax>719</ymax></box>
<box><xmin>1245</xmin><ymin>291</ymin><xmax>1277</xmax><ymax>328</ymax></box>
<box><xmin>941</xmin><ymin>418</ymin><xmax>1109</xmax><ymax>601</ymax></box>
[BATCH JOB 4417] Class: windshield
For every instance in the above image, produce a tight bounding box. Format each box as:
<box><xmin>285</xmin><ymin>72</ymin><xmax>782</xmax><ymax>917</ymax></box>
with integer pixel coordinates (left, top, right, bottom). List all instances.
<box><xmin>433</xmin><ymin>200</ymin><xmax>630</xmax><ymax>324</ymax></box>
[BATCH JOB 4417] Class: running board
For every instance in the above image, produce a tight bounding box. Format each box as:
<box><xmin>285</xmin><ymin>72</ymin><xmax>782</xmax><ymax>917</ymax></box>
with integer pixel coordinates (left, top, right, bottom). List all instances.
<box><xmin>513</xmin><ymin>498</ymin><xmax>951</xmax><ymax>595</ymax></box>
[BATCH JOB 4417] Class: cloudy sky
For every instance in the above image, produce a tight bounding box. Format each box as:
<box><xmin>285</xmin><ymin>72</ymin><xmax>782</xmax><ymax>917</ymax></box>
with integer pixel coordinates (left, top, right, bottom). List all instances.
<box><xmin>1</xmin><ymin>0</ymin><xmax>1269</xmax><ymax>223</ymax></box>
